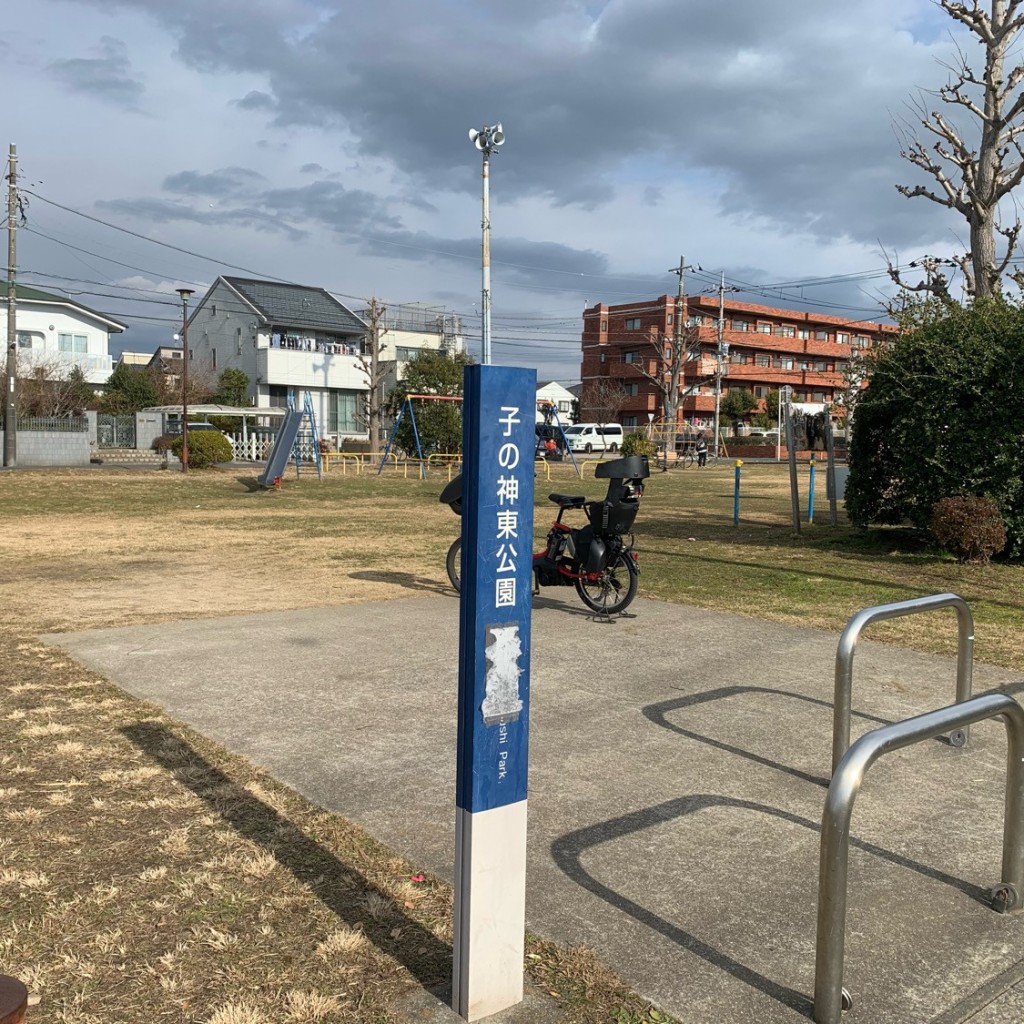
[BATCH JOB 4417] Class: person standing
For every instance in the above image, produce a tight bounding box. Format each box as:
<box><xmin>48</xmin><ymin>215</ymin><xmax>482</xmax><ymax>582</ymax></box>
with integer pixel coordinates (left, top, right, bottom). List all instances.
<box><xmin>696</xmin><ymin>433</ymin><xmax>708</xmax><ymax>468</ymax></box>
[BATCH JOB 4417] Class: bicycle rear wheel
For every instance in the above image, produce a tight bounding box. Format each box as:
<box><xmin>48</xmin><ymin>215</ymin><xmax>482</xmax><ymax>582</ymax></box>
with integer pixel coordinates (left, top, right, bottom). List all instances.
<box><xmin>446</xmin><ymin>538</ymin><xmax>462</xmax><ymax>592</ymax></box>
<box><xmin>574</xmin><ymin>550</ymin><xmax>638</xmax><ymax>614</ymax></box>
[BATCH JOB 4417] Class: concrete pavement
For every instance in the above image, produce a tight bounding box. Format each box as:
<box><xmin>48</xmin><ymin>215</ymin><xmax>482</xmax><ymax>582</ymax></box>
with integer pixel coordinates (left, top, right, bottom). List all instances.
<box><xmin>46</xmin><ymin>594</ymin><xmax>1024</xmax><ymax>1023</ymax></box>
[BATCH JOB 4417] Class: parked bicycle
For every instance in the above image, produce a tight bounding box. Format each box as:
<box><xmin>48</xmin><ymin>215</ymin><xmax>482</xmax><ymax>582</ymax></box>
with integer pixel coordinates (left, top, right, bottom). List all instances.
<box><xmin>440</xmin><ymin>455</ymin><xmax>650</xmax><ymax>615</ymax></box>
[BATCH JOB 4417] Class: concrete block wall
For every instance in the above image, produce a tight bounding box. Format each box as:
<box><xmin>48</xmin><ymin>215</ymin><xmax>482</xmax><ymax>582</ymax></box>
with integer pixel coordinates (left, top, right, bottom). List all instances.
<box><xmin>135</xmin><ymin>412</ymin><xmax>164</xmax><ymax>452</ymax></box>
<box><xmin>0</xmin><ymin>429</ymin><xmax>92</xmax><ymax>467</ymax></box>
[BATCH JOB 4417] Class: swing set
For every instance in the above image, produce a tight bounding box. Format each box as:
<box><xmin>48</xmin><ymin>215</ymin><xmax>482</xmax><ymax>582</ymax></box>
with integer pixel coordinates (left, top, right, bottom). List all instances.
<box><xmin>377</xmin><ymin>394</ymin><xmax>581</xmax><ymax>477</ymax></box>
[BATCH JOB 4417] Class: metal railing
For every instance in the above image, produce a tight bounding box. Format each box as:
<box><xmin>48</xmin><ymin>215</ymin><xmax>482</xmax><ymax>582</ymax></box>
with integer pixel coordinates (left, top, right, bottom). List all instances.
<box><xmin>12</xmin><ymin>415</ymin><xmax>88</xmax><ymax>433</ymax></box>
<box><xmin>814</xmin><ymin>691</ymin><xmax>1024</xmax><ymax>1024</ymax></box>
<box><xmin>833</xmin><ymin>593</ymin><xmax>974</xmax><ymax>772</ymax></box>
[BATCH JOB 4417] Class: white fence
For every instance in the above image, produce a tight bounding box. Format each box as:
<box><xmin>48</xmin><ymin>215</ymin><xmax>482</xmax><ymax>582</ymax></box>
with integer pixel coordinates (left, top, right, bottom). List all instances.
<box><xmin>227</xmin><ymin>432</ymin><xmax>320</xmax><ymax>464</ymax></box>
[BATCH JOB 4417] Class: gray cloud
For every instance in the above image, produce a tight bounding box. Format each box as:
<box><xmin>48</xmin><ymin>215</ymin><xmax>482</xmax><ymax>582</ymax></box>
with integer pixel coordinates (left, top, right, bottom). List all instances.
<box><xmin>49</xmin><ymin>36</ymin><xmax>143</xmax><ymax>108</ymax></box>
<box><xmin>163</xmin><ymin>167</ymin><xmax>266</xmax><ymax>197</ymax></box>
<box><xmin>235</xmin><ymin>90</ymin><xmax>276</xmax><ymax>111</ymax></box>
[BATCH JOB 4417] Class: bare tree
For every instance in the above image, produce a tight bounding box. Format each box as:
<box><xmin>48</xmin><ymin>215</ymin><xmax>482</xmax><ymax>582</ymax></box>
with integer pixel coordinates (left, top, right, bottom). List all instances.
<box><xmin>624</xmin><ymin>323</ymin><xmax>705</xmax><ymax>428</ymax></box>
<box><xmin>16</xmin><ymin>355</ymin><xmax>95</xmax><ymax>416</ymax></box>
<box><xmin>892</xmin><ymin>0</ymin><xmax>1024</xmax><ymax>298</ymax></box>
<box><xmin>356</xmin><ymin>297</ymin><xmax>388</xmax><ymax>454</ymax></box>
<box><xmin>580</xmin><ymin>377</ymin><xmax>626</xmax><ymax>425</ymax></box>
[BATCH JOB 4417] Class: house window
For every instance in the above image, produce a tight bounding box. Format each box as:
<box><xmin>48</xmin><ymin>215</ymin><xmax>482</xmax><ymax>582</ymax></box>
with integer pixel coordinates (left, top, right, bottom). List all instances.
<box><xmin>812</xmin><ymin>390</ymin><xmax>825</xmax><ymax>402</ymax></box>
<box><xmin>624</xmin><ymin>383</ymin><xmax>639</xmax><ymax>396</ymax></box>
<box><xmin>623</xmin><ymin>351</ymin><xmax>641</xmax><ymax>364</ymax></box>
<box><xmin>396</xmin><ymin>346</ymin><xmax>421</xmax><ymax>361</ymax></box>
<box><xmin>815</xmin><ymin>330</ymin><xmax>829</xmax><ymax>341</ymax></box>
<box><xmin>624</xmin><ymin>318</ymin><xmax>641</xmax><ymax>330</ymax></box>
<box><xmin>211</xmin><ymin>304</ymin><xmax>217</xmax><ymax>317</ymax></box>
<box><xmin>757</xmin><ymin>322</ymin><xmax>772</xmax><ymax>334</ymax></box>
<box><xmin>855</xmin><ymin>336</ymin><xmax>871</xmax><ymax>349</ymax></box>
<box><xmin>58</xmin><ymin>333</ymin><xmax>88</xmax><ymax>353</ymax></box>
<box><xmin>623</xmin><ymin>415</ymin><xmax>638</xmax><ymax>428</ymax></box>
<box><xmin>815</xmin><ymin>360</ymin><xmax>827</xmax><ymax>371</ymax></box>
<box><xmin>236</xmin><ymin>327</ymin><xmax>243</xmax><ymax>354</ymax></box>
<box><xmin>211</xmin><ymin>348</ymin><xmax>217</xmax><ymax>369</ymax></box>
<box><xmin>688</xmin><ymin>314</ymin><xmax>703</xmax><ymax>327</ymax></box>
<box><xmin>781</xmin><ymin>357</ymin><xmax>794</xmax><ymax>369</ymax></box>
<box><xmin>836</xmin><ymin>332</ymin><xmax>850</xmax><ymax>344</ymax></box>
<box><xmin>798</xmin><ymin>328</ymin><xmax>809</xmax><ymax>340</ymax></box>
<box><xmin>779</xmin><ymin>325</ymin><xmax>796</xmax><ymax>337</ymax></box>
<box><xmin>328</xmin><ymin>390</ymin><xmax>361</xmax><ymax>433</ymax></box>
<box><xmin>17</xmin><ymin>332</ymin><xmax>42</xmax><ymax>349</ymax></box>
<box><xmin>666</xmin><ymin>314</ymin><xmax>673</xmax><ymax>325</ymax></box>
<box><xmin>600</xmin><ymin>319</ymin><xmax>607</xmax><ymax>331</ymax></box>
<box><xmin>731</xmin><ymin>320</ymin><xmax>749</xmax><ymax>332</ymax></box>
<box><xmin>756</xmin><ymin>353</ymin><xmax>770</xmax><ymax>367</ymax></box>
<box><xmin>557</xmin><ymin>401</ymin><xmax>571</xmax><ymax>413</ymax></box>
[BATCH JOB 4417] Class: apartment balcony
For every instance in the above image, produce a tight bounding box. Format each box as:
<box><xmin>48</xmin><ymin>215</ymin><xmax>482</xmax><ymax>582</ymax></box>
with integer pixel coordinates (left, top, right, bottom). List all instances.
<box><xmin>24</xmin><ymin>349</ymin><xmax>112</xmax><ymax>385</ymax></box>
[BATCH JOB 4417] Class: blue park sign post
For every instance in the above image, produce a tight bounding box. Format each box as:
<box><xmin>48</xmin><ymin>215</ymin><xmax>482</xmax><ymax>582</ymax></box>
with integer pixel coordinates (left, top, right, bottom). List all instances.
<box><xmin>453</xmin><ymin>364</ymin><xmax>536</xmax><ymax>1020</ymax></box>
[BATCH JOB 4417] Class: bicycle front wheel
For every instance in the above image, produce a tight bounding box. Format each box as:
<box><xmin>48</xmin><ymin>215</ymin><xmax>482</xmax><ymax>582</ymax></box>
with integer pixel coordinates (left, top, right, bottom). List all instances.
<box><xmin>680</xmin><ymin>451</ymin><xmax>694</xmax><ymax>469</ymax></box>
<box><xmin>574</xmin><ymin>550</ymin><xmax>638</xmax><ymax>614</ymax></box>
<box><xmin>446</xmin><ymin>537</ymin><xmax>462</xmax><ymax>592</ymax></box>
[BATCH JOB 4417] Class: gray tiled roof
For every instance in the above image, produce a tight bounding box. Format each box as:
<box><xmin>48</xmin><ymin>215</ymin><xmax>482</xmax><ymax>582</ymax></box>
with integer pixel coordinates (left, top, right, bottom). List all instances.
<box><xmin>223</xmin><ymin>277</ymin><xmax>368</xmax><ymax>335</ymax></box>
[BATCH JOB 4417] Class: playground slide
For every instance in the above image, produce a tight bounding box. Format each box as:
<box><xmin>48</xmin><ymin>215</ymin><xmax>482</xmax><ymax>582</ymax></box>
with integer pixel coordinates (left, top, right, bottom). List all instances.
<box><xmin>257</xmin><ymin>409</ymin><xmax>303</xmax><ymax>487</ymax></box>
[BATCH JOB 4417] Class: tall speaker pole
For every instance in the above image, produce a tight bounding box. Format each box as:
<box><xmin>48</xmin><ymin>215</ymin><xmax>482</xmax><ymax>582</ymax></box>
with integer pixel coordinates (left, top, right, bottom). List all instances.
<box><xmin>4</xmin><ymin>144</ymin><xmax>18</xmax><ymax>469</ymax></box>
<box><xmin>468</xmin><ymin>123</ymin><xmax>505</xmax><ymax>365</ymax></box>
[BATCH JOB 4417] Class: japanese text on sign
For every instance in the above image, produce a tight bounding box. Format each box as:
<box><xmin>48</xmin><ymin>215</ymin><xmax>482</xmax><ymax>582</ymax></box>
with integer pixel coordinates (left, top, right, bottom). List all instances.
<box><xmin>494</xmin><ymin>406</ymin><xmax>521</xmax><ymax>609</ymax></box>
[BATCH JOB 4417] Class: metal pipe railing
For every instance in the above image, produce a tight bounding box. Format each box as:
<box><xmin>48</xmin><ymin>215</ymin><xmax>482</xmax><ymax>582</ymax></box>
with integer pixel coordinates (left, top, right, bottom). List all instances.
<box><xmin>833</xmin><ymin>593</ymin><xmax>974</xmax><ymax>772</ymax></box>
<box><xmin>814</xmin><ymin>691</ymin><xmax>1024</xmax><ymax>1024</ymax></box>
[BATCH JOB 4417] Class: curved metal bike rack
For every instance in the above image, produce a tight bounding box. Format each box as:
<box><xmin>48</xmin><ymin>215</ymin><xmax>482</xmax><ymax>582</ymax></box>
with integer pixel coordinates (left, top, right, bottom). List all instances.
<box><xmin>833</xmin><ymin>593</ymin><xmax>974</xmax><ymax>772</ymax></box>
<box><xmin>814</xmin><ymin>691</ymin><xmax>1024</xmax><ymax>1024</ymax></box>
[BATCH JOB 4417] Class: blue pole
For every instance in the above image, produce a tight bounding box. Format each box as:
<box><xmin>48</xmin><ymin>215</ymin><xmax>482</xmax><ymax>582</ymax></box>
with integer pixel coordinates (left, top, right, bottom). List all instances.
<box><xmin>733</xmin><ymin>459</ymin><xmax>742</xmax><ymax>526</ymax></box>
<box><xmin>809</xmin><ymin>457</ymin><xmax>816</xmax><ymax>523</ymax></box>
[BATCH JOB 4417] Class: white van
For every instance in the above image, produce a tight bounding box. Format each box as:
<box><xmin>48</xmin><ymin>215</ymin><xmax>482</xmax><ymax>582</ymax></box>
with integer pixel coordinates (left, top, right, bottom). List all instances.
<box><xmin>563</xmin><ymin>422</ymin><xmax>624</xmax><ymax>454</ymax></box>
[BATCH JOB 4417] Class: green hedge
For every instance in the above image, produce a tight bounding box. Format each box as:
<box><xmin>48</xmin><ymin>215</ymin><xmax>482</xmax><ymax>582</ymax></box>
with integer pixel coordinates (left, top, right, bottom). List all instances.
<box><xmin>171</xmin><ymin>430</ymin><xmax>233</xmax><ymax>468</ymax></box>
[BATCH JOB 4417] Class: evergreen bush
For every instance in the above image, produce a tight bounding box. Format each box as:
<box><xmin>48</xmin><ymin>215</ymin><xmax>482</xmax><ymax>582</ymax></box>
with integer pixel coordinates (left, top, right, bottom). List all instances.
<box><xmin>621</xmin><ymin>431</ymin><xmax>656</xmax><ymax>457</ymax></box>
<box><xmin>846</xmin><ymin>298</ymin><xmax>1024</xmax><ymax>558</ymax></box>
<box><xmin>930</xmin><ymin>496</ymin><xmax>1007</xmax><ymax>563</ymax></box>
<box><xmin>171</xmin><ymin>430</ymin><xmax>232</xmax><ymax>468</ymax></box>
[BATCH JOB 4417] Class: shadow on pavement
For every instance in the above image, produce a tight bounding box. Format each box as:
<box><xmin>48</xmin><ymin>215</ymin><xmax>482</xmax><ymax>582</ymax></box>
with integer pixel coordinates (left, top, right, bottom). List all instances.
<box><xmin>643</xmin><ymin>686</ymin><xmax>896</xmax><ymax>789</ymax></box>
<box><xmin>122</xmin><ymin>720</ymin><xmax>451</xmax><ymax>995</ymax></box>
<box><xmin>552</xmin><ymin>794</ymin><xmax>991</xmax><ymax>1018</ymax></box>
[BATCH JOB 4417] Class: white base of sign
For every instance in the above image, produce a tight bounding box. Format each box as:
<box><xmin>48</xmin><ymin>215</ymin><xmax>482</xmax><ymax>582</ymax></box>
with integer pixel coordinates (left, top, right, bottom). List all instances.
<box><xmin>452</xmin><ymin>799</ymin><xmax>528</xmax><ymax>1020</ymax></box>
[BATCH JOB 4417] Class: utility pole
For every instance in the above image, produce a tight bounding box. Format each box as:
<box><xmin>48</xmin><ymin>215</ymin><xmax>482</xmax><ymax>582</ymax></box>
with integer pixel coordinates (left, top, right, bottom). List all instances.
<box><xmin>176</xmin><ymin>288</ymin><xmax>194</xmax><ymax>472</ymax></box>
<box><xmin>713</xmin><ymin>272</ymin><xmax>726</xmax><ymax>457</ymax></box>
<box><xmin>4</xmin><ymin>144</ymin><xmax>17</xmax><ymax>468</ymax></box>
<box><xmin>666</xmin><ymin>255</ymin><xmax>698</xmax><ymax>437</ymax></box>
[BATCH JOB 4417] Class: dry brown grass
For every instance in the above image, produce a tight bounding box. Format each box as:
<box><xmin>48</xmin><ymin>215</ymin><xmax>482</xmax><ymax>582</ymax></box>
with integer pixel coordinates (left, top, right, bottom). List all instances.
<box><xmin>0</xmin><ymin>468</ymin><xmax>676</xmax><ymax>1024</ymax></box>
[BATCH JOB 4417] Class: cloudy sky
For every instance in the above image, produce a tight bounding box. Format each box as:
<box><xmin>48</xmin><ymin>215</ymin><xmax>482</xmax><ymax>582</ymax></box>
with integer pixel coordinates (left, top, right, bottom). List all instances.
<box><xmin>4</xmin><ymin>0</ymin><xmax>978</xmax><ymax>381</ymax></box>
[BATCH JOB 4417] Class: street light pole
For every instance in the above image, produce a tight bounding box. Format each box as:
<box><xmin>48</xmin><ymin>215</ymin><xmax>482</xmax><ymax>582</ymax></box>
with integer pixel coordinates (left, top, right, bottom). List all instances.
<box><xmin>468</xmin><ymin>123</ymin><xmax>505</xmax><ymax>365</ymax></box>
<box><xmin>176</xmin><ymin>288</ymin><xmax>194</xmax><ymax>472</ymax></box>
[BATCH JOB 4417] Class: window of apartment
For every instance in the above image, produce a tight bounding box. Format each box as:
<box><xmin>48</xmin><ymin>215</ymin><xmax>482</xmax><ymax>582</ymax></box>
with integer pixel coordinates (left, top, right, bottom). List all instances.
<box><xmin>600</xmin><ymin>319</ymin><xmax>607</xmax><ymax>331</ymax></box>
<box><xmin>623</xmin><ymin>350</ymin><xmax>641</xmax><ymax>364</ymax></box>
<box><xmin>836</xmin><ymin>360</ymin><xmax>848</xmax><ymax>373</ymax></box>
<box><xmin>836</xmin><ymin>332</ymin><xmax>850</xmax><ymax>344</ymax></box>
<box><xmin>624</xmin><ymin>318</ymin><xmax>641</xmax><ymax>330</ymax></box>
<box><xmin>756</xmin><ymin>353</ymin><xmax>770</xmax><ymax>367</ymax></box>
<box><xmin>812</xmin><ymin>390</ymin><xmax>825</xmax><ymax>402</ymax></box>
<box><xmin>814</xmin><ymin>330</ymin><xmax>830</xmax><ymax>341</ymax></box>
<box><xmin>855</xmin><ymin>336</ymin><xmax>871</xmax><ymax>349</ymax></box>
<box><xmin>815</xmin><ymin>360</ymin><xmax>827</xmax><ymax>371</ymax></box>
<box><xmin>731</xmin><ymin>319</ymin><xmax>749</xmax><ymax>332</ymax></box>
<box><xmin>623</xmin><ymin>415</ymin><xmax>638</xmax><ymax>428</ymax></box>
<box><xmin>798</xmin><ymin>328</ymin><xmax>809</xmax><ymax>340</ymax></box>
<box><xmin>666</xmin><ymin>314</ymin><xmax>673</xmax><ymax>325</ymax></box>
<box><xmin>757</xmin><ymin>322</ymin><xmax>772</xmax><ymax>334</ymax></box>
<box><xmin>396</xmin><ymin>346</ymin><xmax>421</xmax><ymax>361</ymax></box>
<box><xmin>687</xmin><ymin>314</ymin><xmax>703</xmax><ymax>327</ymax></box>
<box><xmin>780</xmin><ymin>357</ymin><xmax>794</xmax><ymax>369</ymax></box>
<box><xmin>328</xmin><ymin>390</ymin><xmax>361</xmax><ymax>433</ymax></box>
<box><xmin>624</xmin><ymin>383</ymin><xmax>640</xmax><ymax>396</ymax></box>
<box><xmin>778</xmin><ymin>325</ymin><xmax>796</xmax><ymax>337</ymax></box>
<box><xmin>753</xmin><ymin>385</ymin><xmax>769</xmax><ymax>397</ymax></box>
<box><xmin>730</xmin><ymin>352</ymin><xmax>745</xmax><ymax>363</ymax></box>
<box><xmin>58</xmin><ymin>333</ymin><xmax>88</xmax><ymax>353</ymax></box>
<box><xmin>799</xmin><ymin>360</ymin><xmax>811</xmax><ymax>370</ymax></box>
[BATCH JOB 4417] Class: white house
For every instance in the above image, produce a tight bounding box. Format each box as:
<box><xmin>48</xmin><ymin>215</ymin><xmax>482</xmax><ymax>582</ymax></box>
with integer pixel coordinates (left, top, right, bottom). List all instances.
<box><xmin>536</xmin><ymin>380</ymin><xmax>576</xmax><ymax>425</ymax></box>
<box><xmin>187</xmin><ymin>277</ymin><xmax>463</xmax><ymax>443</ymax></box>
<box><xmin>1</xmin><ymin>282</ymin><xmax>126</xmax><ymax>384</ymax></box>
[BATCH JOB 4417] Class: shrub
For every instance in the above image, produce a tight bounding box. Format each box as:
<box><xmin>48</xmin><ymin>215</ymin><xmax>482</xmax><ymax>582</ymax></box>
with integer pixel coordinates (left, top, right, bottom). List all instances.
<box><xmin>930</xmin><ymin>496</ymin><xmax>1007</xmax><ymax>563</ymax></box>
<box><xmin>621</xmin><ymin>431</ymin><xmax>656</xmax><ymax>457</ymax></box>
<box><xmin>171</xmin><ymin>430</ymin><xmax>232</xmax><ymax>468</ymax></box>
<box><xmin>151</xmin><ymin>434</ymin><xmax>174</xmax><ymax>454</ymax></box>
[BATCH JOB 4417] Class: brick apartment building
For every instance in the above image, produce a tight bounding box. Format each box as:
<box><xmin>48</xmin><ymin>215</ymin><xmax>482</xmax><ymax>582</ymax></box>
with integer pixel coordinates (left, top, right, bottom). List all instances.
<box><xmin>579</xmin><ymin>294</ymin><xmax>898</xmax><ymax>431</ymax></box>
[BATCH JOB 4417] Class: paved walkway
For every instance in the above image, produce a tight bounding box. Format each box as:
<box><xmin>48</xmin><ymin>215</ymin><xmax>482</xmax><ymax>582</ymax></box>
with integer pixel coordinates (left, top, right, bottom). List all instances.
<box><xmin>46</xmin><ymin>595</ymin><xmax>1024</xmax><ymax>1023</ymax></box>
